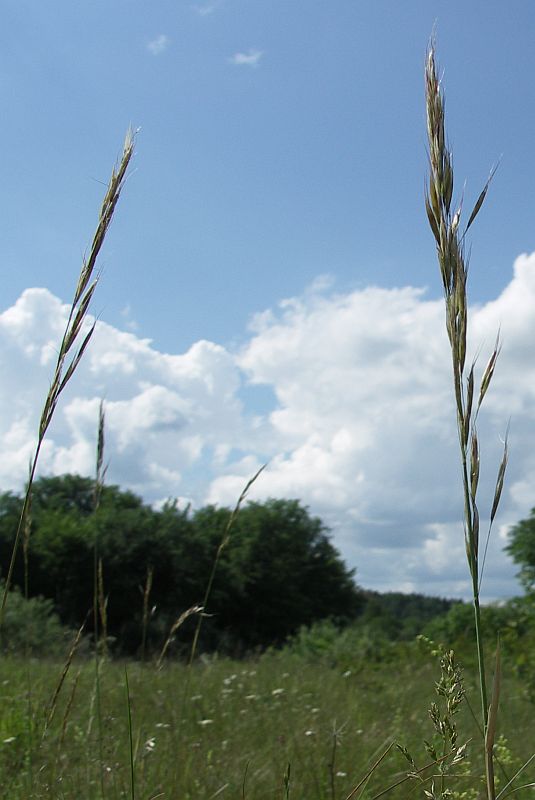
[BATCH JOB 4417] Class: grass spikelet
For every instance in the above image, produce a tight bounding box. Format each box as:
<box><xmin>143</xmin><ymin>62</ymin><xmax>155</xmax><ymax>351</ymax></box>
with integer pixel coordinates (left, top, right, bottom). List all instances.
<box><xmin>0</xmin><ymin>131</ymin><xmax>135</xmax><ymax>625</ymax></box>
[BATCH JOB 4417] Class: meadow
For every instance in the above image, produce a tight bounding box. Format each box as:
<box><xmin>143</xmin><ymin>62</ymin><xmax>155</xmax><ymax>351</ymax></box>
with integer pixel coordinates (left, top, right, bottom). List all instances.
<box><xmin>0</xmin><ymin>41</ymin><xmax>534</xmax><ymax>800</ymax></box>
<box><xmin>0</xmin><ymin>643</ymin><xmax>532</xmax><ymax>799</ymax></box>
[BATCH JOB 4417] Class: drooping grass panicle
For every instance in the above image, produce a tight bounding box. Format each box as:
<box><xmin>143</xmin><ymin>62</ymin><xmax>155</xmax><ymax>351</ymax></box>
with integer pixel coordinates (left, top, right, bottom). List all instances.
<box><xmin>425</xmin><ymin>42</ymin><xmax>511</xmax><ymax>800</ymax></box>
<box><xmin>0</xmin><ymin>130</ymin><xmax>135</xmax><ymax>625</ymax></box>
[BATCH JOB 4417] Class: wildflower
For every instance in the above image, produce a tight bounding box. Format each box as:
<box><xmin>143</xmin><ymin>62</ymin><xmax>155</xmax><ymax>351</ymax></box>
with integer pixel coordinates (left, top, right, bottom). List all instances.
<box><xmin>336</xmin><ymin>771</ymin><xmax>347</xmax><ymax>778</ymax></box>
<box><xmin>271</xmin><ymin>688</ymin><xmax>284</xmax><ymax>696</ymax></box>
<box><xmin>144</xmin><ymin>737</ymin><xmax>156</xmax><ymax>754</ymax></box>
<box><xmin>305</xmin><ymin>730</ymin><xmax>315</xmax><ymax>737</ymax></box>
<box><xmin>198</xmin><ymin>719</ymin><xmax>214</xmax><ymax>726</ymax></box>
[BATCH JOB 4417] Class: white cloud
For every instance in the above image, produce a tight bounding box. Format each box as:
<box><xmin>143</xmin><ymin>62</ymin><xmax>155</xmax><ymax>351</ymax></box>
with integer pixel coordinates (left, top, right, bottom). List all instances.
<box><xmin>4</xmin><ymin>254</ymin><xmax>535</xmax><ymax>600</ymax></box>
<box><xmin>147</xmin><ymin>35</ymin><xmax>170</xmax><ymax>56</ymax></box>
<box><xmin>229</xmin><ymin>49</ymin><xmax>263</xmax><ymax>68</ymax></box>
<box><xmin>194</xmin><ymin>1</ymin><xmax>223</xmax><ymax>16</ymax></box>
<box><xmin>120</xmin><ymin>304</ymin><xmax>139</xmax><ymax>332</ymax></box>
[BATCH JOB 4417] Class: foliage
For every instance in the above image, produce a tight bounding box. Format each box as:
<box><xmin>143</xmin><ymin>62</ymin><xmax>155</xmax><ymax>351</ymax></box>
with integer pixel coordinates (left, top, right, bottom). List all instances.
<box><xmin>0</xmin><ymin>581</ymin><xmax>72</xmax><ymax>656</ymax></box>
<box><xmin>359</xmin><ymin>591</ymin><xmax>458</xmax><ymax>640</ymax></box>
<box><xmin>0</xmin><ymin>649</ymin><xmax>532</xmax><ymax>799</ymax></box>
<box><xmin>506</xmin><ymin>507</ymin><xmax>535</xmax><ymax>593</ymax></box>
<box><xmin>0</xmin><ymin>476</ymin><xmax>363</xmax><ymax>655</ymax></box>
<box><xmin>283</xmin><ymin>618</ymin><xmax>398</xmax><ymax>670</ymax></box>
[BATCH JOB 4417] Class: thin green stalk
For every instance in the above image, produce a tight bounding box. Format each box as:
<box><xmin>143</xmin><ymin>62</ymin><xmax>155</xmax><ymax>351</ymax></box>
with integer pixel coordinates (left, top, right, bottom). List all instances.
<box><xmin>93</xmin><ymin>400</ymin><xmax>106</xmax><ymax>799</ymax></box>
<box><xmin>171</xmin><ymin>466</ymin><xmax>265</xmax><ymax>746</ymax></box>
<box><xmin>124</xmin><ymin>666</ymin><xmax>135</xmax><ymax>800</ymax></box>
<box><xmin>22</xmin><ymin>464</ymin><xmax>35</xmax><ymax>794</ymax></box>
<box><xmin>188</xmin><ymin>464</ymin><xmax>265</xmax><ymax>666</ymax></box>
<box><xmin>343</xmin><ymin>742</ymin><xmax>395</xmax><ymax>800</ymax></box>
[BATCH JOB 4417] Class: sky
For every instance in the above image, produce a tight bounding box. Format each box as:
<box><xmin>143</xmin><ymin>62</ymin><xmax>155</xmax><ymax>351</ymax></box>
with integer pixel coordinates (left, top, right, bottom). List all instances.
<box><xmin>2</xmin><ymin>1</ymin><xmax>535</xmax><ymax>601</ymax></box>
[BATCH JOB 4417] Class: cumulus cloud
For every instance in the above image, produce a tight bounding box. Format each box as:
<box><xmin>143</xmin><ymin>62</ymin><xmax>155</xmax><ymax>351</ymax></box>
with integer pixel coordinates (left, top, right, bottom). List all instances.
<box><xmin>146</xmin><ymin>35</ymin><xmax>169</xmax><ymax>56</ymax></box>
<box><xmin>229</xmin><ymin>49</ymin><xmax>263</xmax><ymax>67</ymax></box>
<box><xmin>3</xmin><ymin>254</ymin><xmax>535</xmax><ymax>599</ymax></box>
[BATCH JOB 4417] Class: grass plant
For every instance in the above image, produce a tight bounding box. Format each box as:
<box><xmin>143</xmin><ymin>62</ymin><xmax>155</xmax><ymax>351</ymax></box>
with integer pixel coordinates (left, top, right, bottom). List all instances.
<box><xmin>424</xmin><ymin>43</ymin><xmax>525</xmax><ymax>800</ymax></box>
<box><xmin>0</xmin><ymin>649</ymin><xmax>531</xmax><ymax>798</ymax></box>
<box><xmin>0</xmin><ymin>129</ymin><xmax>135</xmax><ymax>625</ymax></box>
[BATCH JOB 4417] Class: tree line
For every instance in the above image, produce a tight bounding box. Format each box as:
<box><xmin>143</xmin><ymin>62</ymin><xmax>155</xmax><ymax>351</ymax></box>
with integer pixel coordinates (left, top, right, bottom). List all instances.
<box><xmin>1</xmin><ymin>473</ymin><xmax>534</xmax><ymax>657</ymax></box>
<box><xmin>0</xmin><ymin>475</ymin><xmax>362</xmax><ymax>655</ymax></box>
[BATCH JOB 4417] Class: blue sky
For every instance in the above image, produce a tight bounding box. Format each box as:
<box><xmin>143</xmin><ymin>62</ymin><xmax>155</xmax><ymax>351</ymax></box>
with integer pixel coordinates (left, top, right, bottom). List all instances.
<box><xmin>2</xmin><ymin>2</ymin><xmax>535</xmax><ymax>599</ymax></box>
<box><xmin>3</xmin><ymin>1</ymin><xmax>535</xmax><ymax>349</ymax></box>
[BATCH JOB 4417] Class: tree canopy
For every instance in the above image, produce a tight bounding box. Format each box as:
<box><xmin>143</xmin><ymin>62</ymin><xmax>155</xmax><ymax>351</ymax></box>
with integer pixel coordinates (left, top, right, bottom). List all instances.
<box><xmin>506</xmin><ymin>507</ymin><xmax>535</xmax><ymax>594</ymax></box>
<box><xmin>0</xmin><ymin>475</ymin><xmax>363</xmax><ymax>655</ymax></box>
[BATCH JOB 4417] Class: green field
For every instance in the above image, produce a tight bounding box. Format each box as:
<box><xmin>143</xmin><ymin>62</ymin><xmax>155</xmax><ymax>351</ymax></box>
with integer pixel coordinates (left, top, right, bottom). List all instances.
<box><xmin>0</xmin><ymin>645</ymin><xmax>532</xmax><ymax>799</ymax></box>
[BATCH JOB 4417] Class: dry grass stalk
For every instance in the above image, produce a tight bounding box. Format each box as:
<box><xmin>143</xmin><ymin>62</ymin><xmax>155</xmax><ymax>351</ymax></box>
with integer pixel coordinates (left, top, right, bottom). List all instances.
<box><xmin>343</xmin><ymin>743</ymin><xmax>395</xmax><ymax>800</ymax></box>
<box><xmin>22</xmin><ymin>461</ymin><xmax>32</xmax><ymax>603</ymax></box>
<box><xmin>425</xmin><ymin>44</ymin><xmax>506</xmax><ymax>800</ymax></box>
<box><xmin>0</xmin><ymin>131</ymin><xmax>135</xmax><ymax>625</ymax></box>
<box><xmin>97</xmin><ymin>557</ymin><xmax>108</xmax><ymax>657</ymax></box>
<box><xmin>140</xmin><ymin>565</ymin><xmax>154</xmax><ymax>661</ymax></box>
<box><xmin>94</xmin><ymin>399</ymin><xmax>108</xmax><ymax>512</ymax></box>
<box><xmin>59</xmin><ymin>668</ymin><xmax>81</xmax><ymax>747</ymax></box>
<box><xmin>188</xmin><ymin>464</ymin><xmax>265</xmax><ymax>665</ymax></box>
<box><xmin>92</xmin><ymin>400</ymin><xmax>108</xmax><ymax>800</ymax></box>
<box><xmin>43</xmin><ymin>616</ymin><xmax>87</xmax><ymax>737</ymax></box>
<box><xmin>156</xmin><ymin>604</ymin><xmax>204</xmax><ymax>669</ymax></box>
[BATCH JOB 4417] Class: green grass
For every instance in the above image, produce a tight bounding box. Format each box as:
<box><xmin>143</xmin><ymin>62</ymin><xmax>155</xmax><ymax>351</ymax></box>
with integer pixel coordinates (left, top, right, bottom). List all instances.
<box><xmin>0</xmin><ymin>648</ymin><xmax>532</xmax><ymax>799</ymax></box>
